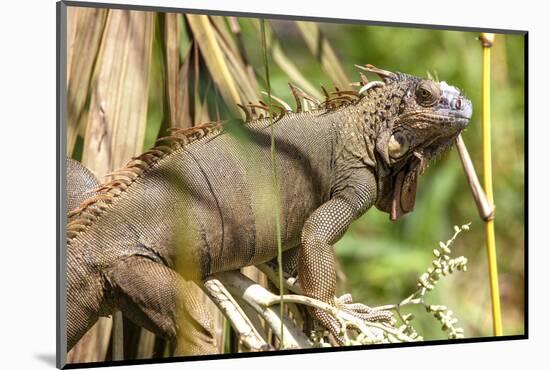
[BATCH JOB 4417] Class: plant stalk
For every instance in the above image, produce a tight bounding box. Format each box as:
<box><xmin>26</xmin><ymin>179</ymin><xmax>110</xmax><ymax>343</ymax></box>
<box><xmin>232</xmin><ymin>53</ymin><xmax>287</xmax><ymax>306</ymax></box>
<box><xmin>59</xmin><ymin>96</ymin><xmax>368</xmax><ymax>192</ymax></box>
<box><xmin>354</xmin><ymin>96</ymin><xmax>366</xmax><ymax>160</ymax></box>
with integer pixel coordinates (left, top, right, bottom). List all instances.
<box><xmin>479</xmin><ymin>32</ymin><xmax>503</xmax><ymax>336</ymax></box>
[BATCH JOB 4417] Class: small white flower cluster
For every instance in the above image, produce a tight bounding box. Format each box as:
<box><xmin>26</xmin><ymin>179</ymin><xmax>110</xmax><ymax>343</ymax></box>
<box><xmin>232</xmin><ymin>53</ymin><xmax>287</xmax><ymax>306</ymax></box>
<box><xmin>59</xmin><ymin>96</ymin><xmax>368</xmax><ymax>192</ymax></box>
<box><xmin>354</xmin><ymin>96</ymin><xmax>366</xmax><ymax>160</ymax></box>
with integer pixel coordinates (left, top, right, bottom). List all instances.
<box><xmin>418</xmin><ymin>224</ymin><xmax>470</xmax><ymax>293</ymax></box>
<box><xmin>411</xmin><ymin>223</ymin><xmax>470</xmax><ymax>339</ymax></box>
<box><xmin>426</xmin><ymin>304</ymin><xmax>465</xmax><ymax>339</ymax></box>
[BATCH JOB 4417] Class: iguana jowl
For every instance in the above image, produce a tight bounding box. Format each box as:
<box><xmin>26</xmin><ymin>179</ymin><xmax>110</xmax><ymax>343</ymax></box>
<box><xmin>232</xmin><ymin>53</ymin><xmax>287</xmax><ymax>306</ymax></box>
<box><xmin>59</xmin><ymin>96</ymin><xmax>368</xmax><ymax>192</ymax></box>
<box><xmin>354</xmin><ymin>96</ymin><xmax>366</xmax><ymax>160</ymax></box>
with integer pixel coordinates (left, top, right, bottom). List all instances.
<box><xmin>66</xmin><ymin>65</ymin><xmax>472</xmax><ymax>351</ymax></box>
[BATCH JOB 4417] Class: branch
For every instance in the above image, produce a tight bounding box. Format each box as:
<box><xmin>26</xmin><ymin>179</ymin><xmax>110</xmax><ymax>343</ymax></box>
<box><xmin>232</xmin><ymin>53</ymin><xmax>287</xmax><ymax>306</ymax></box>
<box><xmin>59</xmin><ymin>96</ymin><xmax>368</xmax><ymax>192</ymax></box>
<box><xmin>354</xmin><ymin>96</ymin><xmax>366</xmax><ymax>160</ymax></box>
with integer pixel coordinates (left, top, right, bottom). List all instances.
<box><xmin>455</xmin><ymin>134</ymin><xmax>494</xmax><ymax>221</ymax></box>
<box><xmin>213</xmin><ymin>271</ymin><xmax>312</xmax><ymax>348</ymax></box>
<box><xmin>208</xmin><ymin>270</ymin><xmax>417</xmax><ymax>347</ymax></box>
<box><xmin>202</xmin><ymin>277</ymin><xmax>268</xmax><ymax>351</ymax></box>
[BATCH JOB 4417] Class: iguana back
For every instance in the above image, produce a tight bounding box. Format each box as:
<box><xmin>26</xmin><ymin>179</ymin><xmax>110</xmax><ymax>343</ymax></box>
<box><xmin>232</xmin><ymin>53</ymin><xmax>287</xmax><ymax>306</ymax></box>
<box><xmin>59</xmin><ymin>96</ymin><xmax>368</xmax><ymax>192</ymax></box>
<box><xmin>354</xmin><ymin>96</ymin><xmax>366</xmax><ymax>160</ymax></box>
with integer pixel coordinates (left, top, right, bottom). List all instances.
<box><xmin>68</xmin><ymin>110</ymin><xmax>336</xmax><ymax>277</ymax></box>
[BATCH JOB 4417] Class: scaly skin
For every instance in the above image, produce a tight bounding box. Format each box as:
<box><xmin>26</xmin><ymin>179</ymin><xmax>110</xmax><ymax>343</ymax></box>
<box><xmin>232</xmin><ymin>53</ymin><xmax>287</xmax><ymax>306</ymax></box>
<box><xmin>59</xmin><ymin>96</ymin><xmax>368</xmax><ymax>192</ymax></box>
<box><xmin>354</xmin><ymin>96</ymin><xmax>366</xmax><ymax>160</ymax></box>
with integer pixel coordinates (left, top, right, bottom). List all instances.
<box><xmin>67</xmin><ymin>158</ymin><xmax>99</xmax><ymax>211</ymax></box>
<box><xmin>66</xmin><ymin>67</ymin><xmax>472</xmax><ymax>350</ymax></box>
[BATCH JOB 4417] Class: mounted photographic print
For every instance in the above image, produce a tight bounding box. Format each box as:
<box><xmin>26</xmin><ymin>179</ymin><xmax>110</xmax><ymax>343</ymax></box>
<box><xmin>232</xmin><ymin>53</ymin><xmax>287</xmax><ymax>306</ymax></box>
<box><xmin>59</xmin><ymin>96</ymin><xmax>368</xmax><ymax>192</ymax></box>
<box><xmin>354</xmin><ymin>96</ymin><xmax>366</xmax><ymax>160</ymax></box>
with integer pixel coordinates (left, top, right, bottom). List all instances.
<box><xmin>56</xmin><ymin>1</ymin><xmax>527</xmax><ymax>368</ymax></box>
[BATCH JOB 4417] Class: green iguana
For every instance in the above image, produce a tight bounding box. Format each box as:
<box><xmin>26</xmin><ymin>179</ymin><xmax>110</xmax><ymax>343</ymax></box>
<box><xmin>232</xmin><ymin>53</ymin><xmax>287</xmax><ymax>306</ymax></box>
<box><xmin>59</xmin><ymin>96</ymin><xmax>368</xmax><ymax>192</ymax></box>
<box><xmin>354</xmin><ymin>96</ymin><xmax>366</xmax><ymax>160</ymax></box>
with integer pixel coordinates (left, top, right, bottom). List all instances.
<box><xmin>65</xmin><ymin>65</ymin><xmax>472</xmax><ymax>352</ymax></box>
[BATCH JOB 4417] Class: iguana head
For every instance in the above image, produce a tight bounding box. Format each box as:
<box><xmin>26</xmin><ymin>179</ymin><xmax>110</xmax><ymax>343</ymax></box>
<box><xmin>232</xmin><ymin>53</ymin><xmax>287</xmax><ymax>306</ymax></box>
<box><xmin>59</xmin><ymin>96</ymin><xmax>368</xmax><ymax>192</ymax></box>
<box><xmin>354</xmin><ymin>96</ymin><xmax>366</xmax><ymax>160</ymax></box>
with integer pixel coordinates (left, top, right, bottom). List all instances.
<box><xmin>360</xmin><ymin>65</ymin><xmax>472</xmax><ymax>220</ymax></box>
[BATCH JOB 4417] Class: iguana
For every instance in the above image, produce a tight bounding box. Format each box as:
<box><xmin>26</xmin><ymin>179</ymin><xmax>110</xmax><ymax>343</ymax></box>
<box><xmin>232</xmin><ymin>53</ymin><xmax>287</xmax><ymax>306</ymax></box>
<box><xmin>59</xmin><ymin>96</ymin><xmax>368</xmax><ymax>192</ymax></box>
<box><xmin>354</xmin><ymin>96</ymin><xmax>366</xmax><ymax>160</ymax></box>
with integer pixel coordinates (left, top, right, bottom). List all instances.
<box><xmin>65</xmin><ymin>65</ymin><xmax>472</xmax><ymax>352</ymax></box>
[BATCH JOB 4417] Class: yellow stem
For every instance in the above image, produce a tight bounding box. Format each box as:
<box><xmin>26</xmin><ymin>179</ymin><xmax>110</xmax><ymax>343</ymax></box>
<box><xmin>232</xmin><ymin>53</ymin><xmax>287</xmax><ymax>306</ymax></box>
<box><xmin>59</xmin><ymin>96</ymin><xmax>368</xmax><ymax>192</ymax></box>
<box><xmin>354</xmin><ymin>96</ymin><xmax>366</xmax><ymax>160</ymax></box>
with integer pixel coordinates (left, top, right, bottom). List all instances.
<box><xmin>480</xmin><ymin>33</ymin><xmax>503</xmax><ymax>336</ymax></box>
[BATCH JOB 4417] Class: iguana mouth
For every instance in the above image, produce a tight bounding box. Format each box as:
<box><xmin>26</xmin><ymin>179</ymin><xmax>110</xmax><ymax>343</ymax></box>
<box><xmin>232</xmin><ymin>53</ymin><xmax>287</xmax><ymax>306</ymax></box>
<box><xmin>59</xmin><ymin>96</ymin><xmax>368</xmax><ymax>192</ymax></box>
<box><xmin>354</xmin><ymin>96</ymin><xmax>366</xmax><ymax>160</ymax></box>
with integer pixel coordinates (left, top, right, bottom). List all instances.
<box><xmin>433</xmin><ymin>113</ymin><xmax>470</xmax><ymax>126</ymax></box>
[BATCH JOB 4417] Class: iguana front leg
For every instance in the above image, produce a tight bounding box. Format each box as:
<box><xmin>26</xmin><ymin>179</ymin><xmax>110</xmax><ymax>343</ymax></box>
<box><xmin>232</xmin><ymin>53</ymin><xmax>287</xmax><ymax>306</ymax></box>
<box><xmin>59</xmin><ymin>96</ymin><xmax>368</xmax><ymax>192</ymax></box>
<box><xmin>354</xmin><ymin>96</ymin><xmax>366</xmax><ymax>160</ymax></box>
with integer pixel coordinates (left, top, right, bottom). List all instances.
<box><xmin>298</xmin><ymin>169</ymin><xmax>391</xmax><ymax>343</ymax></box>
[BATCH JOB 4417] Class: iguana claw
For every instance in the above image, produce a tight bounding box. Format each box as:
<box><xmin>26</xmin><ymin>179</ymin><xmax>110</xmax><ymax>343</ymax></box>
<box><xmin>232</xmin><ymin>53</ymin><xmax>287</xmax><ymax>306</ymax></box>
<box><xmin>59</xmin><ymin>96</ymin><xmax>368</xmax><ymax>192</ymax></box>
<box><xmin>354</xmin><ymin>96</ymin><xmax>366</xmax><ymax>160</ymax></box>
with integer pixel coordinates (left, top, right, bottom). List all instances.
<box><xmin>337</xmin><ymin>293</ymin><xmax>393</xmax><ymax>322</ymax></box>
<box><xmin>312</xmin><ymin>294</ymin><xmax>393</xmax><ymax>345</ymax></box>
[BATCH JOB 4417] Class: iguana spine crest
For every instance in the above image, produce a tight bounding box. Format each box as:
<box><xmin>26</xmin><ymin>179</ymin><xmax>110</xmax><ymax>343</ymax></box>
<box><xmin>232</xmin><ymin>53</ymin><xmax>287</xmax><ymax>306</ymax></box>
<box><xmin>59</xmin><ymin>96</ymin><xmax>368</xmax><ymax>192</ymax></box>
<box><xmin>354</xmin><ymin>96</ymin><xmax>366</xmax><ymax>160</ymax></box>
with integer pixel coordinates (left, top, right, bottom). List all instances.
<box><xmin>67</xmin><ymin>122</ymin><xmax>223</xmax><ymax>241</ymax></box>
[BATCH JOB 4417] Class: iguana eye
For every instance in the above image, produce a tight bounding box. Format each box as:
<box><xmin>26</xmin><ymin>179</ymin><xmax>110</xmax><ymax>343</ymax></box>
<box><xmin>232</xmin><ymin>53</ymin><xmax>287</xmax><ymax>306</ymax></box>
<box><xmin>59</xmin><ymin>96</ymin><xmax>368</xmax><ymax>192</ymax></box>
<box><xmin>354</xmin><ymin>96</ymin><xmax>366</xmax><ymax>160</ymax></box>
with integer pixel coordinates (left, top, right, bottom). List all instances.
<box><xmin>416</xmin><ymin>81</ymin><xmax>440</xmax><ymax>106</ymax></box>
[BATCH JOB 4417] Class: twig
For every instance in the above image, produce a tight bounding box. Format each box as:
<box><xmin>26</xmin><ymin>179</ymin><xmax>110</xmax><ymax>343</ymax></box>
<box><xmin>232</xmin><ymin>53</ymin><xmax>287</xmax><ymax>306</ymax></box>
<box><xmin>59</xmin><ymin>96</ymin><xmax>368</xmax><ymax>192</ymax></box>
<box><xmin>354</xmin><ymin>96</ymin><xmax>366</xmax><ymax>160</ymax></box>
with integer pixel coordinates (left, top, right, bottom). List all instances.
<box><xmin>203</xmin><ymin>277</ymin><xmax>268</xmax><ymax>351</ymax></box>
<box><xmin>214</xmin><ymin>271</ymin><xmax>311</xmax><ymax>348</ymax></box>
<box><xmin>455</xmin><ymin>134</ymin><xmax>494</xmax><ymax>221</ymax></box>
<box><xmin>213</xmin><ymin>271</ymin><xmax>415</xmax><ymax>345</ymax></box>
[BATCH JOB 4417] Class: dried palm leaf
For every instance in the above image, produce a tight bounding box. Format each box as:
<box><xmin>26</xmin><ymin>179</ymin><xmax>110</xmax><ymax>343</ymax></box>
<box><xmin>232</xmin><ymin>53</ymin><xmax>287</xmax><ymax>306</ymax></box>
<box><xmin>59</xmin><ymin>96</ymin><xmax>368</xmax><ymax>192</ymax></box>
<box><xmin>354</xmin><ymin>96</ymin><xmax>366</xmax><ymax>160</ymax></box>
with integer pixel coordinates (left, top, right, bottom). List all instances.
<box><xmin>66</xmin><ymin>7</ymin><xmax>107</xmax><ymax>156</ymax></box>
<box><xmin>82</xmin><ymin>9</ymin><xmax>155</xmax><ymax>175</ymax></box>
<box><xmin>162</xmin><ymin>13</ymin><xmax>181</xmax><ymax>127</ymax></box>
<box><xmin>186</xmin><ymin>15</ymin><xmax>242</xmax><ymax>117</ymax></box>
<box><xmin>252</xmin><ymin>20</ymin><xmax>322</xmax><ymax>101</ymax></box>
<box><xmin>296</xmin><ymin>21</ymin><xmax>350</xmax><ymax>89</ymax></box>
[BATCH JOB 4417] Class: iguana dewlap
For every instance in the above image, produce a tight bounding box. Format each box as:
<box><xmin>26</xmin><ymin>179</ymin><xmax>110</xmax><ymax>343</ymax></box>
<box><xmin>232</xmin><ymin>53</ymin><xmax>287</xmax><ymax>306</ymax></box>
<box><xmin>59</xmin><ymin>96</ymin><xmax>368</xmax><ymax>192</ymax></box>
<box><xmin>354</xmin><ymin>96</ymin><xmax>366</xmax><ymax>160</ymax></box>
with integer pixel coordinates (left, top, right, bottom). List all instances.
<box><xmin>66</xmin><ymin>66</ymin><xmax>472</xmax><ymax>350</ymax></box>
